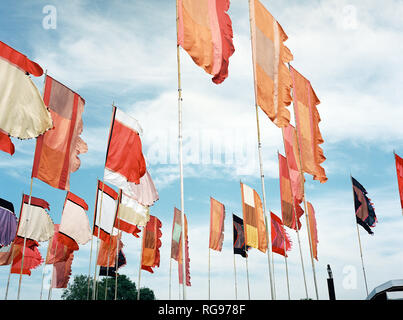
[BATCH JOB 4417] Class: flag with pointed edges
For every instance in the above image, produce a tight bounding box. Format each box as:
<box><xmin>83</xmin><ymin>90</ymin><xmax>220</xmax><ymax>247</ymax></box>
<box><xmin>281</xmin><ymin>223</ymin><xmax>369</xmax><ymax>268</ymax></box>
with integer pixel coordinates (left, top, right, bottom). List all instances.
<box><xmin>240</xmin><ymin>182</ymin><xmax>267</xmax><ymax>253</ymax></box>
<box><xmin>352</xmin><ymin>177</ymin><xmax>377</xmax><ymax>235</ymax></box>
<box><xmin>290</xmin><ymin>65</ymin><xmax>327</xmax><ymax>183</ymax></box>
<box><xmin>141</xmin><ymin>215</ymin><xmax>162</xmax><ymax>273</ymax></box>
<box><xmin>0</xmin><ymin>41</ymin><xmax>53</xmax><ymax>139</ymax></box>
<box><xmin>177</xmin><ymin>0</ymin><xmax>235</xmax><ymax>84</ymax></box>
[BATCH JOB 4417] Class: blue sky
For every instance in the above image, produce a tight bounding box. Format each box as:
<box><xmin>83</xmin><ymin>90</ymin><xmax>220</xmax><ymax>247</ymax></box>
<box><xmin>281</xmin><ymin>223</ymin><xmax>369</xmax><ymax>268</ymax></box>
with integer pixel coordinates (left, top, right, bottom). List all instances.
<box><xmin>0</xmin><ymin>0</ymin><xmax>403</xmax><ymax>300</ymax></box>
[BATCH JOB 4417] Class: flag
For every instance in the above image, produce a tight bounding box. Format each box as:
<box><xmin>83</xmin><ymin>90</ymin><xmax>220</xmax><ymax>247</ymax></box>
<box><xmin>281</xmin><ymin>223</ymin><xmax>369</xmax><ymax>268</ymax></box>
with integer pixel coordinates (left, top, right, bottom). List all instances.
<box><xmin>240</xmin><ymin>182</ymin><xmax>267</xmax><ymax>253</ymax></box>
<box><xmin>45</xmin><ymin>225</ymin><xmax>76</xmax><ymax>265</ymax></box>
<box><xmin>0</xmin><ymin>198</ymin><xmax>17</xmax><ymax>246</ymax></box>
<box><xmin>178</xmin><ymin>213</ymin><xmax>191</xmax><ymax>287</ymax></box>
<box><xmin>93</xmin><ymin>181</ymin><xmax>119</xmax><ymax>242</ymax></box>
<box><xmin>51</xmin><ymin>252</ymin><xmax>74</xmax><ymax>288</ymax></box>
<box><xmin>32</xmin><ymin>75</ymin><xmax>88</xmax><ymax>191</ymax></box>
<box><xmin>394</xmin><ymin>152</ymin><xmax>403</xmax><ymax>214</ymax></box>
<box><xmin>249</xmin><ymin>0</ymin><xmax>293</xmax><ymax>127</ymax></box>
<box><xmin>99</xmin><ymin>249</ymin><xmax>127</xmax><ymax>277</ymax></box>
<box><xmin>352</xmin><ymin>177</ymin><xmax>377</xmax><ymax>235</ymax></box>
<box><xmin>0</xmin><ymin>244</ymin><xmax>14</xmax><ymax>265</ymax></box>
<box><xmin>115</xmin><ymin>192</ymin><xmax>145</xmax><ymax>237</ymax></box>
<box><xmin>0</xmin><ymin>130</ymin><xmax>15</xmax><ymax>155</ymax></box>
<box><xmin>16</xmin><ymin>195</ymin><xmax>54</xmax><ymax>242</ymax></box>
<box><xmin>141</xmin><ymin>215</ymin><xmax>162</xmax><ymax>273</ymax></box>
<box><xmin>0</xmin><ymin>41</ymin><xmax>53</xmax><ymax>139</ymax></box>
<box><xmin>290</xmin><ymin>65</ymin><xmax>327</xmax><ymax>183</ymax></box>
<box><xmin>125</xmin><ymin>171</ymin><xmax>159</xmax><ymax>207</ymax></box>
<box><xmin>177</xmin><ymin>0</ymin><xmax>235</xmax><ymax>84</ymax></box>
<box><xmin>170</xmin><ymin>207</ymin><xmax>182</xmax><ymax>261</ymax></box>
<box><xmin>104</xmin><ymin>106</ymin><xmax>146</xmax><ymax>193</ymax></box>
<box><xmin>232</xmin><ymin>214</ymin><xmax>247</xmax><ymax>258</ymax></box>
<box><xmin>278</xmin><ymin>153</ymin><xmax>304</xmax><ymax>230</ymax></box>
<box><xmin>10</xmin><ymin>236</ymin><xmax>43</xmax><ymax>275</ymax></box>
<box><xmin>306</xmin><ymin>202</ymin><xmax>318</xmax><ymax>260</ymax></box>
<box><xmin>209</xmin><ymin>197</ymin><xmax>225</xmax><ymax>252</ymax></box>
<box><xmin>96</xmin><ymin>233</ymin><xmax>122</xmax><ymax>267</ymax></box>
<box><xmin>58</xmin><ymin>192</ymin><xmax>91</xmax><ymax>249</ymax></box>
<box><xmin>270</xmin><ymin>212</ymin><xmax>291</xmax><ymax>257</ymax></box>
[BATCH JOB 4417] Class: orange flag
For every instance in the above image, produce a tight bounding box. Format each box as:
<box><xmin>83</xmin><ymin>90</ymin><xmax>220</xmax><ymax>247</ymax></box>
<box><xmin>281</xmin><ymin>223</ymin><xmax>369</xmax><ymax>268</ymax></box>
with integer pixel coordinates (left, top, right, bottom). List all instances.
<box><xmin>97</xmin><ymin>233</ymin><xmax>121</xmax><ymax>267</ymax></box>
<box><xmin>240</xmin><ymin>182</ymin><xmax>267</xmax><ymax>253</ymax></box>
<box><xmin>306</xmin><ymin>202</ymin><xmax>318</xmax><ymax>260</ymax></box>
<box><xmin>141</xmin><ymin>215</ymin><xmax>162</xmax><ymax>273</ymax></box>
<box><xmin>177</xmin><ymin>0</ymin><xmax>235</xmax><ymax>84</ymax></box>
<box><xmin>278</xmin><ymin>153</ymin><xmax>303</xmax><ymax>230</ymax></box>
<box><xmin>395</xmin><ymin>153</ymin><xmax>403</xmax><ymax>214</ymax></box>
<box><xmin>290</xmin><ymin>65</ymin><xmax>327</xmax><ymax>183</ymax></box>
<box><xmin>209</xmin><ymin>197</ymin><xmax>225</xmax><ymax>251</ymax></box>
<box><xmin>249</xmin><ymin>0</ymin><xmax>293</xmax><ymax>127</ymax></box>
<box><xmin>178</xmin><ymin>213</ymin><xmax>191</xmax><ymax>287</ymax></box>
<box><xmin>32</xmin><ymin>75</ymin><xmax>88</xmax><ymax>191</ymax></box>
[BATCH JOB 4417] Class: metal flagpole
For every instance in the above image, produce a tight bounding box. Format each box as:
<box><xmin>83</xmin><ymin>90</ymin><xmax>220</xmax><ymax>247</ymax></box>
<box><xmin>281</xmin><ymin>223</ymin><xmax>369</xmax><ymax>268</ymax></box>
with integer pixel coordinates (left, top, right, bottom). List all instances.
<box><xmin>104</xmin><ymin>236</ymin><xmax>113</xmax><ymax>300</ymax></box>
<box><xmin>245</xmin><ymin>253</ymin><xmax>251</xmax><ymax>300</ymax></box>
<box><xmin>169</xmin><ymin>257</ymin><xmax>172</xmax><ymax>300</ymax></box>
<box><xmin>39</xmin><ymin>253</ymin><xmax>48</xmax><ymax>300</ymax></box>
<box><xmin>248</xmin><ymin>0</ymin><xmax>275</xmax><ymax>299</ymax></box>
<box><xmin>288</xmin><ymin>72</ymin><xmax>319</xmax><ymax>300</ymax></box>
<box><xmin>137</xmin><ymin>226</ymin><xmax>144</xmax><ymax>300</ymax></box>
<box><xmin>351</xmin><ymin>175</ymin><xmax>369</xmax><ymax>296</ymax></box>
<box><xmin>232</xmin><ymin>215</ymin><xmax>238</xmax><ymax>300</ymax></box>
<box><xmin>208</xmin><ymin>248</ymin><xmax>211</xmax><ymax>300</ymax></box>
<box><xmin>114</xmin><ymin>192</ymin><xmax>122</xmax><ymax>300</ymax></box>
<box><xmin>283</xmin><ymin>240</ymin><xmax>291</xmax><ymax>300</ymax></box>
<box><xmin>176</xmin><ymin>0</ymin><xmax>187</xmax><ymax>301</ymax></box>
<box><xmin>17</xmin><ymin>178</ymin><xmax>34</xmax><ymax>300</ymax></box>
<box><xmin>47</xmin><ymin>240</ymin><xmax>60</xmax><ymax>300</ymax></box>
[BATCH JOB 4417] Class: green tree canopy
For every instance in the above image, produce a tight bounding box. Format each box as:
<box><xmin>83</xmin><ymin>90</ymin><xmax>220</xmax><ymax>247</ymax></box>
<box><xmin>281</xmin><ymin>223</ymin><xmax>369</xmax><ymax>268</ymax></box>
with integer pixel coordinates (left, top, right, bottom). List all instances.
<box><xmin>61</xmin><ymin>274</ymin><xmax>155</xmax><ymax>300</ymax></box>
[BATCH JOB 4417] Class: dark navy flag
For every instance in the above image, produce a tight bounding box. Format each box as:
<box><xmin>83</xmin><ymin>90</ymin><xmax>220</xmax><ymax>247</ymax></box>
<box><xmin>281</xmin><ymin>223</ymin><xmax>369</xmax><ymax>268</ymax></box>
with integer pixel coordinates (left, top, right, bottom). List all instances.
<box><xmin>351</xmin><ymin>177</ymin><xmax>377</xmax><ymax>235</ymax></box>
<box><xmin>99</xmin><ymin>249</ymin><xmax>127</xmax><ymax>277</ymax></box>
<box><xmin>0</xmin><ymin>198</ymin><xmax>17</xmax><ymax>246</ymax></box>
<box><xmin>233</xmin><ymin>214</ymin><xmax>248</xmax><ymax>258</ymax></box>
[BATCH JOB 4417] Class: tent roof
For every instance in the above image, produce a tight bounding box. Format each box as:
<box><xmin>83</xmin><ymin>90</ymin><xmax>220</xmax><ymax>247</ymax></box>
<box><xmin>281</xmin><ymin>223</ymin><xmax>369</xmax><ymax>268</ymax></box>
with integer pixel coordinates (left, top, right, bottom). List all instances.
<box><xmin>366</xmin><ymin>279</ymin><xmax>403</xmax><ymax>300</ymax></box>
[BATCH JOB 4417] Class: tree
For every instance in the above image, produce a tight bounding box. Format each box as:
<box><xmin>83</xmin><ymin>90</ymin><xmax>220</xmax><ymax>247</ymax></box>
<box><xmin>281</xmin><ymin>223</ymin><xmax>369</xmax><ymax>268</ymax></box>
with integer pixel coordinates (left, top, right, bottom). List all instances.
<box><xmin>61</xmin><ymin>274</ymin><xmax>155</xmax><ymax>300</ymax></box>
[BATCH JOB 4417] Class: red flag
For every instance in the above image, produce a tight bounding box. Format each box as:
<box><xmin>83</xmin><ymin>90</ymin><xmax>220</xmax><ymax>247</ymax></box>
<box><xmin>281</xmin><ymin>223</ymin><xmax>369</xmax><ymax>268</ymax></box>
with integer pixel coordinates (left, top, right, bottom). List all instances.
<box><xmin>32</xmin><ymin>75</ymin><xmax>88</xmax><ymax>191</ymax></box>
<box><xmin>178</xmin><ymin>213</ymin><xmax>191</xmax><ymax>287</ymax></box>
<box><xmin>177</xmin><ymin>0</ymin><xmax>235</xmax><ymax>84</ymax></box>
<box><xmin>141</xmin><ymin>215</ymin><xmax>162</xmax><ymax>273</ymax></box>
<box><xmin>278</xmin><ymin>153</ymin><xmax>303</xmax><ymax>230</ymax></box>
<box><xmin>209</xmin><ymin>197</ymin><xmax>225</xmax><ymax>252</ymax></box>
<box><xmin>395</xmin><ymin>153</ymin><xmax>403</xmax><ymax>214</ymax></box>
<box><xmin>104</xmin><ymin>106</ymin><xmax>146</xmax><ymax>191</ymax></box>
<box><xmin>0</xmin><ymin>130</ymin><xmax>14</xmax><ymax>155</ymax></box>
<box><xmin>270</xmin><ymin>212</ymin><xmax>292</xmax><ymax>257</ymax></box>
<box><xmin>10</xmin><ymin>236</ymin><xmax>43</xmax><ymax>276</ymax></box>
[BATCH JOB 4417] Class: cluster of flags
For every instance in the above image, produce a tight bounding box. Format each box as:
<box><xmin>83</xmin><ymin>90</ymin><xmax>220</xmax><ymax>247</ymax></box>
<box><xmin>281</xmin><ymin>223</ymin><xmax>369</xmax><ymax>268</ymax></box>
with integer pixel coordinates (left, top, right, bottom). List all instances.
<box><xmin>0</xmin><ymin>0</ymin><xmax>402</xmax><ymax>300</ymax></box>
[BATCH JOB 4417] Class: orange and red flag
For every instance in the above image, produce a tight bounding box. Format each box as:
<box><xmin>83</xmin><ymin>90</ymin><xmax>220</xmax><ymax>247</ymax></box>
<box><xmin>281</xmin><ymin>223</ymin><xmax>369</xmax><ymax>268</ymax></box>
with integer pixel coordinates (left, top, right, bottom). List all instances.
<box><xmin>141</xmin><ymin>215</ymin><xmax>162</xmax><ymax>273</ymax></box>
<box><xmin>209</xmin><ymin>197</ymin><xmax>225</xmax><ymax>252</ymax></box>
<box><xmin>270</xmin><ymin>212</ymin><xmax>291</xmax><ymax>257</ymax></box>
<box><xmin>306</xmin><ymin>202</ymin><xmax>318</xmax><ymax>260</ymax></box>
<box><xmin>395</xmin><ymin>153</ymin><xmax>403</xmax><ymax>214</ymax></box>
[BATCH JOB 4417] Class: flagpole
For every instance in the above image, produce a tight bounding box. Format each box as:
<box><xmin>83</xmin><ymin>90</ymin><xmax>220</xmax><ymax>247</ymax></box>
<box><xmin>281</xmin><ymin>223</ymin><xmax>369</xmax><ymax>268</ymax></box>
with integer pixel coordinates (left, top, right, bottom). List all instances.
<box><xmin>350</xmin><ymin>175</ymin><xmax>369</xmax><ymax>297</ymax></box>
<box><xmin>137</xmin><ymin>226</ymin><xmax>144</xmax><ymax>300</ymax></box>
<box><xmin>39</xmin><ymin>254</ymin><xmax>48</xmax><ymax>300</ymax></box>
<box><xmin>208</xmin><ymin>247</ymin><xmax>211</xmax><ymax>300</ymax></box>
<box><xmin>17</xmin><ymin>178</ymin><xmax>34</xmax><ymax>300</ymax></box>
<box><xmin>47</xmin><ymin>240</ymin><xmax>60</xmax><ymax>300</ymax></box>
<box><xmin>104</xmin><ymin>236</ymin><xmax>113</xmax><ymax>300</ymax></box>
<box><xmin>283</xmin><ymin>242</ymin><xmax>291</xmax><ymax>300</ymax></box>
<box><xmin>248</xmin><ymin>0</ymin><xmax>275</xmax><ymax>300</ymax></box>
<box><xmin>169</xmin><ymin>257</ymin><xmax>172</xmax><ymax>300</ymax></box>
<box><xmin>176</xmin><ymin>0</ymin><xmax>187</xmax><ymax>301</ymax></box>
<box><xmin>232</xmin><ymin>214</ymin><xmax>238</xmax><ymax>300</ymax></box>
<box><xmin>245</xmin><ymin>253</ymin><xmax>251</xmax><ymax>300</ymax></box>
<box><xmin>114</xmin><ymin>192</ymin><xmax>122</xmax><ymax>300</ymax></box>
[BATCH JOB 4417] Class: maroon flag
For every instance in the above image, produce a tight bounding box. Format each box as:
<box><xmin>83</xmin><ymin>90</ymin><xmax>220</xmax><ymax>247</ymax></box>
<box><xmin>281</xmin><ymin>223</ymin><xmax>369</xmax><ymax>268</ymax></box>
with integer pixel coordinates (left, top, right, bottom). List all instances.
<box><xmin>395</xmin><ymin>152</ymin><xmax>403</xmax><ymax>214</ymax></box>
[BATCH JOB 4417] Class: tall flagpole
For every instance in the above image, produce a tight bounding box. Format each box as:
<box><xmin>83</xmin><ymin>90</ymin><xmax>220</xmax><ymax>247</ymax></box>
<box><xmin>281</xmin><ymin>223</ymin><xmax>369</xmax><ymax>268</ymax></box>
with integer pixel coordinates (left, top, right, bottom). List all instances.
<box><xmin>232</xmin><ymin>215</ymin><xmax>238</xmax><ymax>300</ymax></box>
<box><xmin>169</xmin><ymin>257</ymin><xmax>173</xmax><ymax>300</ymax></box>
<box><xmin>137</xmin><ymin>226</ymin><xmax>144</xmax><ymax>300</ymax></box>
<box><xmin>288</xmin><ymin>69</ymin><xmax>319</xmax><ymax>300</ymax></box>
<box><xmin>245</xmin><ymin>253</ymin><xmax>251</xmax><ymax>300</ymax></box>
<box><xmin>176</xmin><ymin>0</ymin><xmax>187</xmax><ymax>301</ymax></box>
<box><xmin>248</xmin><ymin>0</ymin><xmax>275</xmax><ymax>300</ymax></box>
<box><xmin>350</xmin><ymin>175</ymin><xmax>369</xmax><ymax>296</ymax></box>
<box><xmin>208</xmin><ymin>248</ymin><xmax>211</xmax><ymax>300</ymax></box>
<box><xmin>114</xmin><ymin>191</ymin><xmax>122</xmax><ymax>300</ymax></box>
<box><xmin>283</xmin><ymin>240</ymin><xmax>291</xmax><ymax>300</ymax></box>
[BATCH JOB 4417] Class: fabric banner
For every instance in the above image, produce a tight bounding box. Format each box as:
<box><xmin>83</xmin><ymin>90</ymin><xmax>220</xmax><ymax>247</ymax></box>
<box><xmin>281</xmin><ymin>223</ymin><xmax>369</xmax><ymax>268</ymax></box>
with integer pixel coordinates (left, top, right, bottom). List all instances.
<box><xmin>0</xmin><ymin>129</ymin><xmax>15</xmax><ymax>155</ymax></box>
<box><xmin>394</xmin><ymin>153</ymin><xmax>403</xmax><ymax>214</ymax></box>
<box><xmin>96</xmin><ymin>233</ymin><xmax>122</xmax><ymax>267</ymax></box>
<box><xmin>104</xmin><ymin>106</ymin><xmax>146</xmax><ymax>192</ymax></box>
<box><xmin>290</xmin><ymin>65</ymin><xmax>327</xmax><ymax>183</ymax></box>
<box><xmin>352</xmin><ymin>176</ymin><xmax>377</xmax><ymax>235</ymax></box>
<box><xmin>10</xmin><ymin>236</ymin><xmax>43</xmax><ymax>275</ymax></box>
<box><xmin>232</xmin><ymin>214</ymin><xmax>247</xmax><ymax>258</ymax></box>
<box><xmin>115</xmin><ymin>192</ymin><xmax>144</xmax><ymax>237</ymax></box>
<box><xmin>93</xmin><ymin>181</ymin><xmax>119</xmax><ymax>242</ymax></box>
<box><xmin>99</xmin><ymin>249</ymin><xmax>127</xmax><ymax>277</ymax></box>
<box><xmin>249</xmin><ymin>0</ymin><xmax>293</xmax><ymax>127</ymax></box>
<box><xmin>0</xmin><ymin>41</ymin><xmax>52</xmax><ymax>140</ymax></box>
<box><xmin>270</xmin><ymin>212</ymin><xmax>291</xmax><ymax>257</ymax></box>
<box><xmin>32</xmin><ymin>75</ymin><xmax>88</xmax><ymax>191</ymax></box>
<box><xmin>141</xmin><ymin>215</ymin><xmax>162</xmax><ymax>273</ymax></box>
<box><xmin>209</xmin><ymin>197</ymin><xmax>225</xmax><ymax>251</ymax></box>
<box><xmin>124</xmin><ymin>171</ymin><xmax>159</xmax><ymax>207</ymax></box>
<box><xmin>170</xmin><ymin>207</ymin><xmax>182</xmax><ymax>261</ymax></box>
<box><xmin>240</xmin><ymin>182</ymin><xmax>267</xmax><ymax>253</ymax></box>
<box><xmin>278</xmin><ymin>153</ymin><xmax>304</xmax><ymax>230</ymax></box>
<box><xmin>51</xmin><ymin>252</ymin><xmax>74</xmax><ymax>288</ymax></box>
<box><xmin>58</xmin><ymin>192</ymin><xmax>91</xmax><ymax>248</ymax></box>
<box><xmin>177</xmin><ymin>0</ymin><xmax>235</xmax><ymax>84</ymax></box>
<box><xmin>306</xmin><ymin>202</ymin><xmax>318</xmax><ymax>260</ymax></box>
<box><xmin>178</xmin><ymin>213</ymin><xmax>191</xmax><ymax>287</ymax></box>
<box><xmin>16</xmin><ymin>195</ymin><xmax>54</xmax><ymax>242</ymax></box>
<box><xmin>0</xmin><ymin>198</ymin><xmax>17</xmax><ymax>246</ymax></box>
<box><xmin>0</xmin><ymin>243</ymin><xmax>14</xmax><ymax>265</ymax></box>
